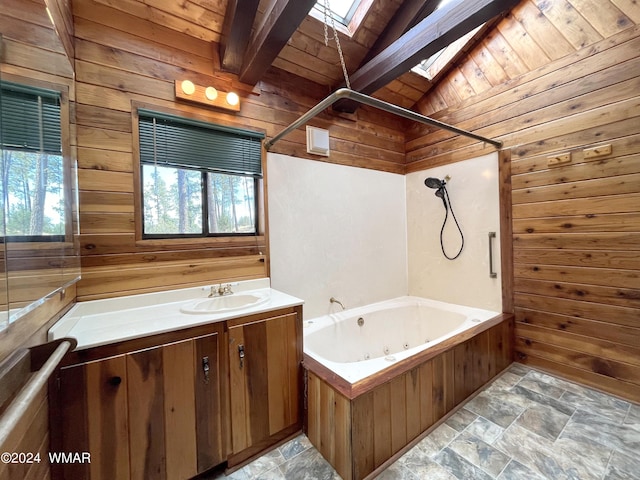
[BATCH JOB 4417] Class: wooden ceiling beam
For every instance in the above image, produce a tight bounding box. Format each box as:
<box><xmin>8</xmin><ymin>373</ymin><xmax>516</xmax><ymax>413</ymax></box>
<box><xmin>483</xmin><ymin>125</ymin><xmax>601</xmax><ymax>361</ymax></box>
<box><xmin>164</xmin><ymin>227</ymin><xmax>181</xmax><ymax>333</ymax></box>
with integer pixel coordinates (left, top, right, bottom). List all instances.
<box><xmin>239</xmin><ymin>0</ymin><xmax>317</xmax><ymax>85</ymax></box>
<box><xmin>340</xmin><ymin>0</ymin><xmax>520</xmax><ymax>105</ymax></box>
<box><xmin>219</xmin><ymin>0</ymin><xmax>261</xmax><ymax>74</ymax></box>
<box><xmin>363</xmin><ymin>0</ymin><xmax>440</xmax><ymax>63</ymax></box>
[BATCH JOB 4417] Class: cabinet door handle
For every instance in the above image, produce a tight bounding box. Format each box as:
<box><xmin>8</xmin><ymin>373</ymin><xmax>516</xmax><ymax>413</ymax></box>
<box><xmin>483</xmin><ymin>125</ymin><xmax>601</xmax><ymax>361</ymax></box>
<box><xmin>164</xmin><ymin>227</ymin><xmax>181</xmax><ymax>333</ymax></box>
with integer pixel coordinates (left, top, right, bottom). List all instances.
<box><xmin>238</xmin><ymin>345</ymin><xmax>245</xmax><ymax>369</ymax></box>
<box><xmin>108</xmin><ymin>376</ymin><xmax>122</xmax><ymax>386</ymax></box>
<box><xmin>202</xmin><ymin>356</ymin><xmax>210</xmax><ymax>384</ymax></box>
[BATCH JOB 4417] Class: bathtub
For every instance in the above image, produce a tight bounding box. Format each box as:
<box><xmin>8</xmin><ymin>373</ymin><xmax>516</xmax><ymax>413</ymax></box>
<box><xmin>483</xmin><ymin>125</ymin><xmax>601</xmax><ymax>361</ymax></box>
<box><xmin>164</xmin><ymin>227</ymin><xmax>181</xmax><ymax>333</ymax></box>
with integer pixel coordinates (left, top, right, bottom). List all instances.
<box><xmin>303</xmin><ymin>296</ymin><xmax>513</xmax><ymax>480</ymax></box>
<box><xmin>303</xmin><ymin>296</ymin><xmax>499</xmax><ymax>384</ymax></box>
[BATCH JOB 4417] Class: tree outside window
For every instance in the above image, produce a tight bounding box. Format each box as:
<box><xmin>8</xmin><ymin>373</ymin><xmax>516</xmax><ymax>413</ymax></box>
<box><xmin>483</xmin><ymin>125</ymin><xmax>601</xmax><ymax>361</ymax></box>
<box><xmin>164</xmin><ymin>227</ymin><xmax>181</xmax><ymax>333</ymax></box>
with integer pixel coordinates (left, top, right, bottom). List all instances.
<box><xmin>1</xmin><ymin>151</ymin><xmax>65</xmax><ymax>238</ymax></box>
<box><xmin>138</xmin><ymin>110</ymin><xmax>262</xmax><ymax>239</ymax></box>
<box><xmin>1</xmin><ymin>82</ymin><xmax>65</xmax><ymax>241</ymax></box>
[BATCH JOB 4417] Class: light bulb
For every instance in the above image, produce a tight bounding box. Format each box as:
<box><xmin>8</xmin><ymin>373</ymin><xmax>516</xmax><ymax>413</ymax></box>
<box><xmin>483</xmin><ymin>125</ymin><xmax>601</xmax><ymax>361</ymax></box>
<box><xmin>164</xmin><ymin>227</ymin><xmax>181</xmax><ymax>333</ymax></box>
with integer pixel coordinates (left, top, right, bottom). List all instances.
<box><xmin>205</xmin><ymin>87</ymin><xmax>218</xmax><ymax>100</ymax></box>
<box><xmin>226</xmin><ymin>92</ymin><xmax>239</xmax><ymax>106</ymax></box>
<box><xmin>181</xmin><ymin>80</ymin><xmax>195</xmax><ymax>95</ymax></box>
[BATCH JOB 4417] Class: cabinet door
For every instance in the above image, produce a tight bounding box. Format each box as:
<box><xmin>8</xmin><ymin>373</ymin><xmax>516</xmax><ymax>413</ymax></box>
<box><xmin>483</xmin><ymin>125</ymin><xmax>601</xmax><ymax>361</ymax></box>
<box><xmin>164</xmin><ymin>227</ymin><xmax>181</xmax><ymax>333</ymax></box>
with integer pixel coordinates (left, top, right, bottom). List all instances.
<box><xmin>228</xmin><ymin>312</ymin><xmax>301</xmax><ymax>457</ymax></box>
<box><xmin>128</xmin><ymin>336</ymin><xmax>220</xmax><ymax>480</ymax></box>
<box><xmin>126</xmin><ymin>332</ymin><xmax>224</xmax><ymax>479</ymax></box>
<box><xmin>194</xmin><ymin>332</ymin><xmax>225</xmax><ymax>472</ymax></box>
<box><xmin>54</xmin><ymin>331</ymin><xmax>224</xmax><ymax>480</ymax></box>
<box><xmin>57</xmin><ymin>355</ymin><xmax>130</xmax><ymax>480</ymax></box>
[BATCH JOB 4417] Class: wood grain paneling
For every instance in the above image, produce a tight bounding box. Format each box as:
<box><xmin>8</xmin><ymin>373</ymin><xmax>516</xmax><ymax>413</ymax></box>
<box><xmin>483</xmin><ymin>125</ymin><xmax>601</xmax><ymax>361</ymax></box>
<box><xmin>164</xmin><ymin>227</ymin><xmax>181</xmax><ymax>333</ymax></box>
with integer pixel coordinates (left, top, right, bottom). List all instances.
<box><xmin>227</xmin><ymin>311</ymin><xmax>302</xmax><ymax>467</ymax></box>
<box><xmin>194</xmin><ymin>332</ymin><xmax>225</xmax><ymax>471</ymax></box>
<box><xmin>53</xmin><ymin>327</ymin><xmax>225</xmax><ymax>480</ymax></box>
<box><xmin>85</xmin><ymin>356</ymin><xmax>130</xmax><ymax>480</ymax></box>
<box><xmin>306</xmin><ymin>317</ymin><xmax>513</xmax><ymax>480</ymax></box>
<box><xmin>162</xmin><ymin>341</ymin><xmax>198</xmax><ymax>480</ymax></box>
<box><xmin>414</xmin><ymin>0</ymin><xmax>635</xmax><ymax>117</ymax></box>
<box><xmin>0</xmin><ymin>0</ymin><xmax>78</xmax><ymax>367</ymax></box>
<box><xmin>0</xmin><ymin>31</ymin><xmax>78</xmax><ymax>480</ymax></box>
<box><xmin>0</xmin><ymin>390</ymin><xmax>50</xmax><ymax>480</ymax></box>
<box><xmin>407</xmin><ymin>1</ymin><xmax>640</xmax><ymax>402</ymax></box>
<box><xmin>44</xmin><ymin>0</ymin><xmax>75</xmax><ymax>61</ymax></box>
<box><xmin>71</xmin><ymin>0</ymin><xmax>408</xmax><ymax>300</ymax></box>
<box><xmin>0</xmin><ymin>347</ymin><xmax>54</xmax><ymax>480</ymax></box>
<box><xmin>127</xmin><ymin>347</ymin><xmax>166</xmax><ymax>480</ymax></box>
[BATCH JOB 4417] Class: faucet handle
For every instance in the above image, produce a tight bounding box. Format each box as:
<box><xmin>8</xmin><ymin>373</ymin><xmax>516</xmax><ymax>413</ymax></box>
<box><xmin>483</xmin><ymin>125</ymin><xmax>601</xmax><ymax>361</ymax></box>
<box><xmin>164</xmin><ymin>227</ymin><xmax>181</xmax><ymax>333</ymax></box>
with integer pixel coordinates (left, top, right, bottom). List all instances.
<box><xmin>223</xmin><ymin>284</ymin><xmax>234</xmax><ymax>294</ymax></box>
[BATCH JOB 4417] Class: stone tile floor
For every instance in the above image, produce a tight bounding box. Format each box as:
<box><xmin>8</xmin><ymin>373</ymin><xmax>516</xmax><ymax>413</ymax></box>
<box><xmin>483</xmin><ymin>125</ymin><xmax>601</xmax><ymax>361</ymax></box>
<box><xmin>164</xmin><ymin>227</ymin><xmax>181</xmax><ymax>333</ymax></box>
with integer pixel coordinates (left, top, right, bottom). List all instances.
<box><xmin>202</xmin><ymin>363</ymin><xmax>640</xmax><ymax>479</ymax></box>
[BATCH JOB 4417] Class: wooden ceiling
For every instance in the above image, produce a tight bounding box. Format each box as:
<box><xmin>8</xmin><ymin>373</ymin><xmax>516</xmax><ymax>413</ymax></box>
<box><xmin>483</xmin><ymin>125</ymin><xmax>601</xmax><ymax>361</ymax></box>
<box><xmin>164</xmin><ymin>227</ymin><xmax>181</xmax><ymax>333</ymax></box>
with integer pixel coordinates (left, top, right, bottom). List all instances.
<box><xmin>84</xmin><ymin>0</ymin><xmax>520</xmax><ymax>110</ymax></box>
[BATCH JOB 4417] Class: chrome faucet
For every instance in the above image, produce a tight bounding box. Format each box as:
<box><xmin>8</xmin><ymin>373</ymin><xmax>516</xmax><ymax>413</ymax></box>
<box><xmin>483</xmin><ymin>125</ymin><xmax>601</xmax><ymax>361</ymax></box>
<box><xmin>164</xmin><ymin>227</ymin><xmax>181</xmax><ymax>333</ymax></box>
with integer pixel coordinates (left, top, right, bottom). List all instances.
<box><xmin>330</xmin><ymin>297</ymin><xmax>345</xmax><ymax>310</ymax></box>
<box><xmin>209</xmin><ymin>284</ymin><xmax>234</xmax><ymax>297</ymax></box>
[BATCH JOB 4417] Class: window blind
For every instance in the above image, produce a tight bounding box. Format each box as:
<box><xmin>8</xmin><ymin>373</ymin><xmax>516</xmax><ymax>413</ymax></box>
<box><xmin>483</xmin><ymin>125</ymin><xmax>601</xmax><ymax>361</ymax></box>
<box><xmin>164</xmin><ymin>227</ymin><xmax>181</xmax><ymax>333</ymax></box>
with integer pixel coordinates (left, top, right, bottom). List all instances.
<box><xmin>0</xmin><ymin>81</ymin><xmax>62</xmax><ymax>154</ymax></box>
<box><xmin>138</xmin><ymin>109</ymin><xmax>264</xmax><ymax>177</ymax></box>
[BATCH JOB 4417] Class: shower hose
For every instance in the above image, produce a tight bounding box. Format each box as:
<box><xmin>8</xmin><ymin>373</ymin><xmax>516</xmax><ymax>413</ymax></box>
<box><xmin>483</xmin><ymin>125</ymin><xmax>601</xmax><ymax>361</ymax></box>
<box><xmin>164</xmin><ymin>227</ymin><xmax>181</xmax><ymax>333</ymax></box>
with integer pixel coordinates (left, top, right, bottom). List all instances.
<box><xmin>439</xmin><ymin>186</ymin><xmax>464</xmax><ymax>260</ymax></box>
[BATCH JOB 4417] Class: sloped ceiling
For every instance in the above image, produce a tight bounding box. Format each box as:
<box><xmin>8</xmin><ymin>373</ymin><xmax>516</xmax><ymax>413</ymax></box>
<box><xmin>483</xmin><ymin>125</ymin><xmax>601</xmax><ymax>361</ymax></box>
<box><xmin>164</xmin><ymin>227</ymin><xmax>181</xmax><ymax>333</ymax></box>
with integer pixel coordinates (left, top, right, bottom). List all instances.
<box><xmin>84</xmin><ymin>0</ymin><xmax>519</xmax><ymax>110</ymax></box>
<box><xmin>70</xmin><ymin>0</ymin><xmax>639</xmax><ymax>114</ymax></box>
<box><xmin>416</xmin><ymin>0</ymin><xmax>640</xmax><ymax>116</ymax></box>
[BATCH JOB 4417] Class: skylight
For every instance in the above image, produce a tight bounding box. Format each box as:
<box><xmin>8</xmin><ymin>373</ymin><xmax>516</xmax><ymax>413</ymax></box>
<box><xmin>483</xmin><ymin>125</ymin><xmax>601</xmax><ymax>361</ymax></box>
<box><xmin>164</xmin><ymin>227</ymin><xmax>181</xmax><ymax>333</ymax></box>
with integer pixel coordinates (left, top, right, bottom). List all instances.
<box><xmin>313</xmin><ymin>0</ymin><xmax>362</xmax><ymax>26</ymax></box>
<box><xmin>411</xmin><ymin>23</ymin><xmax>484</xmax><ymax>81</ymax></box>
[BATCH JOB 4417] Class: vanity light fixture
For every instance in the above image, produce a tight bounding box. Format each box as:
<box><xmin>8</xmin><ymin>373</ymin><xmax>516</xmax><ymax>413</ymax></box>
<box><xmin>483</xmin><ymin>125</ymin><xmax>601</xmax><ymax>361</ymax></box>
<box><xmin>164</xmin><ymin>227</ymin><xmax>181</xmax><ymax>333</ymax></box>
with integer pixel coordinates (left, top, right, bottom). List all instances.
<box><xmin>205</xmin><ymin>86</ymin><xmax>218</xmax><ymax>100</ymax></box>
<box><xmin>181</xmin><ymin>80</ymin><xmax>196</xmax><ymax>95</ymax></box>
<box><xmin>226</xmin><ymin>91</ymin><xmax>239</xmax><ymax>106</ymax></box>
<box><xmin>174</xmin><ymin>80</ymin><xmax>240</xmax><ymax>112</ymax></box>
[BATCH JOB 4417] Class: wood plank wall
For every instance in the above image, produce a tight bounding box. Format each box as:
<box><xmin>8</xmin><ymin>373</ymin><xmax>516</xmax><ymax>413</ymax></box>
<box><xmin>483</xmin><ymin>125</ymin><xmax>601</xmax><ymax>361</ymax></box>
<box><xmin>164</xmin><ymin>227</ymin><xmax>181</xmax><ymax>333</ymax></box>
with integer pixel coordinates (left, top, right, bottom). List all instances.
<box><xmin>0</xmin><ymin>0</ymin><xmax>77</xmax><ymax>351</ymax></box>
<box><xmin>415</xmin><ymin>0</ymin><xmax>639</xmax><ymax>116</ymax></box>
<box><xmin>0</xmin><ymin>0</ymin><xmax>77</xmax><ymax>360</ymax></box>
<box><xmin>0</xmin><ymin>382</ymin><xmax>51</xmax><ymax>480</ymax></box>
<box><xmin>406</xmin><ymin>2</ymin><xmax>640</xmax><ymax>402</ymax></box>
<box><xmin>43</xmin><ymin>0</ymin><xmax>74</xmax><ymax>62</ymax></box>
<box><xmin>0</xmin><ymin>4</ymin><xmax>77</xmax><ymax>480</ymax></box>
<box><xmin>0</xmin><ymin>341</ymin><xmax>73</xmax><ymax>480</ymax></box>
<box><xmin>71</xmin><ymin>0</ymin><xmax>407</xmax><ymax>301</ymax></box>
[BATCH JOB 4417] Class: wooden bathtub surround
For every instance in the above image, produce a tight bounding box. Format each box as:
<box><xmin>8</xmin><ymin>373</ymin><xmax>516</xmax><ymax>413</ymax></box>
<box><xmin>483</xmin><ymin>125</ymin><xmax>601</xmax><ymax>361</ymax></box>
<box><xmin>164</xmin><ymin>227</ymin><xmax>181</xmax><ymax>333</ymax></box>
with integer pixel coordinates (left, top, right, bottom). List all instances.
<box><xmin>49</xmin><ymin>304</ymin><xmax>303</xmax><ymax>480</ymax></box>
<box><xmin>304</xmin><ymin>314</ymin><xmax>513</xmax><ymax>480</ymax></box>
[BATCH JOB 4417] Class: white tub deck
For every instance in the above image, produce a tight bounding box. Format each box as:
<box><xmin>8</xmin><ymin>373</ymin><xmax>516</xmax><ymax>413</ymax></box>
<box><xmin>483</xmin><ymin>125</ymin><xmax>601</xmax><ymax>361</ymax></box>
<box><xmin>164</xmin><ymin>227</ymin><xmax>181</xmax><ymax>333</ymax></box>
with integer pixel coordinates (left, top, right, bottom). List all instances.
<box><xmin>303</xmin><ymin>296</ymin><xmax>499</xmax><ymax>384</ymax></box>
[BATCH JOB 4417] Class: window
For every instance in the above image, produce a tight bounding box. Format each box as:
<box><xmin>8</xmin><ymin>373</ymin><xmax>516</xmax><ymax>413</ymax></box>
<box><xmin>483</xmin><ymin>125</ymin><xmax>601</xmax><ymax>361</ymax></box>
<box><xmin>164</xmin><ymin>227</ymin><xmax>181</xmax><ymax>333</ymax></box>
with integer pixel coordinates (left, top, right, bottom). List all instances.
<box><xmin>410</xmin><ymin>0</ymin><xmax>484</xmax><ymax>81</ymax></box>
<box><xmin>411</xmin><ymin>24</ymin><xmax>484</xmax><ymax>81</ymax></box>
<box><xmin>137</xmin><ymin>110</ymin><xmax>264</xmax><ymax>239</ymax></box>
<box><xmin>0</xmin><ymin>81</ymin><xmax>65</xmax><ymax>241</ymax></box>
<box><xmin>313</xmin><ymin>0</ymin><xmax>363</xmax><ymax>27</ymax></box>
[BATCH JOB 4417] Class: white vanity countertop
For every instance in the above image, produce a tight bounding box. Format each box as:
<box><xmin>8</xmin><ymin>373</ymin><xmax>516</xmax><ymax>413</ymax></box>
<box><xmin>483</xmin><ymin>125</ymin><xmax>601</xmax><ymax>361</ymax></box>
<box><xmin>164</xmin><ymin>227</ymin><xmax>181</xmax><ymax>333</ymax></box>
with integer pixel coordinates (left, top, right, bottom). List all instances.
<box><xmin>48</xmin><ymin>278</ymin><xmax>303</xmax><ymax>351</ymax></box>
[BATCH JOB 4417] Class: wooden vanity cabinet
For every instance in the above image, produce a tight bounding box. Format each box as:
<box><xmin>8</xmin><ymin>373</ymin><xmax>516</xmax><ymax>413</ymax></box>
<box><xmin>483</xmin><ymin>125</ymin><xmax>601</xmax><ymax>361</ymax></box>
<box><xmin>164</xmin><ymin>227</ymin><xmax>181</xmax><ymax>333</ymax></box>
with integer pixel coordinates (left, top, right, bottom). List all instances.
<box><xmin>51</xmin><ymin>325</ymin><xmax>225</xmax><ymax>480</ymax></box>
<box><xmin>226</xmin><ymin>308</ymin><xmax>303</xmax><ymax>468</ymax></box>
<box><xmin>50</xmin><ymin>305</ymin><xmax>303</xmax><ymax>479</ymax></box>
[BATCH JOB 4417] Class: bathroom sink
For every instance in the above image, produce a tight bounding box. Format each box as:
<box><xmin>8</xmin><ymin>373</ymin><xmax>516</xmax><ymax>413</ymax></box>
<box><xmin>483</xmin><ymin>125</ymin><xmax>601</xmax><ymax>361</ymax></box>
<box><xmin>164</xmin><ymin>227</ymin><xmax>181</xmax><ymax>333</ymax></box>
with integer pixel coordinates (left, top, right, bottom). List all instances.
<box><xmin>180</xmin><ymin>293</ymin><xmax>269</xmax><ymax>314</ymax></box>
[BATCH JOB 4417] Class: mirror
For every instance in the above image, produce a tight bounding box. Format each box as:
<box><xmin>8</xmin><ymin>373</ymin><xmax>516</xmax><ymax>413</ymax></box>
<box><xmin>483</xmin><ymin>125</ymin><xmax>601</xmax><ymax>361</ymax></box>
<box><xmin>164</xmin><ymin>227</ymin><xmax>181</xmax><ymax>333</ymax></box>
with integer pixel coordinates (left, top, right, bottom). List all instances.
<box><xmin>0</xmin><ymin>35</ymin><xmax>7</xmax><ymax>332</ymax></box>
<box><xmin>0</xmin><ymin>5</ymin><xmax>80</xmax><ymax>331</ymax></box>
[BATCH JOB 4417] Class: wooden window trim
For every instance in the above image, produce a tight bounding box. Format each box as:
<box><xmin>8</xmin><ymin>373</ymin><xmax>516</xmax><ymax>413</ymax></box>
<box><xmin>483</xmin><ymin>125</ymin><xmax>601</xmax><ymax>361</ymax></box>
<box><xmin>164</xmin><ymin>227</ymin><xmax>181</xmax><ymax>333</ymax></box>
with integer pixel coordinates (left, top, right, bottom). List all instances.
<box><xmin>130</xmin><ymin>101</ymin><xmax>267</xmax><ymax>250</ymax></box>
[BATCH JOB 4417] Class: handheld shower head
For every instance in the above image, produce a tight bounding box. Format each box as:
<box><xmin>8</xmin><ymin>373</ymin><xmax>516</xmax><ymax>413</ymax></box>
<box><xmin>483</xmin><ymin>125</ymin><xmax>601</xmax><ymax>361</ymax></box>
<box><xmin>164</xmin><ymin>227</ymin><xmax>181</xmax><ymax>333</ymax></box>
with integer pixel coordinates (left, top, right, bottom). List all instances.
<box><xmin>435</xmin><ymin>187</ymin><xmax>447</xmax><ymax>210</ymax></box>
<box><xmin>425</xmin><ymin>177</ymin><xmax>448</xmax><ymax>208</ymax></box>
<box><xmin>424</xmin><ymin>177</ymin><xmax>444</xmax><ymax>189</ymax></box>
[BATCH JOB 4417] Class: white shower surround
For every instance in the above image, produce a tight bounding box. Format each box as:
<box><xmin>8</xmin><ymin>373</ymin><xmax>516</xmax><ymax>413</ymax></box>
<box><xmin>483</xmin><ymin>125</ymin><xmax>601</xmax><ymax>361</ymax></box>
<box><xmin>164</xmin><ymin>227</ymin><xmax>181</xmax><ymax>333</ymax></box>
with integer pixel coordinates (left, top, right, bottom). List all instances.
<box><xmin>267</xmin><ymin>151</ymin><xmax>501</xmax><ymax>318</ymax></box>
<box><xmin>406</xmin><ymin>152</ymin><xmax>502</xmax><ymax>312</ymax></box>
<box><xmin>267</xmin><ymin>153</ymin><xmax>408</xmax><ymax>319</ymax></box>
